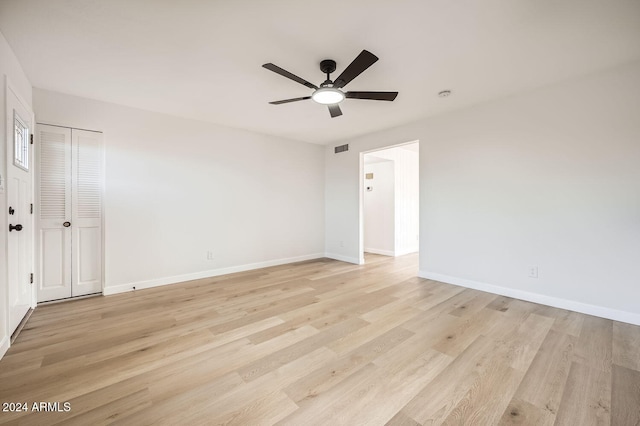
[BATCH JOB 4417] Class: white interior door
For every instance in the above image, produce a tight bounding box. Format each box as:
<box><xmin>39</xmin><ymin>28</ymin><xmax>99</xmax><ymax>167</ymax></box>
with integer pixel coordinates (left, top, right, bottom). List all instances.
<box><xmin>37</xmin><ymin>125</ymin><xmax>72</xmax><ymax>302</ymax></box>
<box><xmin>7</xmin><ymin>87</ymin><xmax>34</xmax><ymax>334</ymax></box>
<box><xmin>37</xmin><ymin>126</ymin><xmax>103</xmax><ymax>301</ymax></box>
<box><xmin>71</xmin><ymin>129</ymin><xmax>103</xmax><ymax>296</ymax></box>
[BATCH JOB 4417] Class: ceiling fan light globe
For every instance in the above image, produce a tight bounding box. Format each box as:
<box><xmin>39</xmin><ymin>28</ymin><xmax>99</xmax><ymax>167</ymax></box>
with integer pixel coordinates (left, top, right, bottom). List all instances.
<box><xmin>311</xmin><ymin>88</ymin><xmax>345</xmax><ymax>105</ymax></box>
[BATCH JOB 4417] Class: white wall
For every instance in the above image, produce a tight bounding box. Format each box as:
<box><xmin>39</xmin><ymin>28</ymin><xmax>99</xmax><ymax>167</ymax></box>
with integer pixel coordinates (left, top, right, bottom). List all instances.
<box><xmin>325</xmin><ymin>61</ymin><xmax>640</xmax><ymax>325</ymax></box>
<box><xmin>394</xmin><ymin>147</ymin><xmax>419</xmax><ymax>255</ymax></box>
<box><xmin>0</xmin><ymin>29</ymin><xmax>33</xmax><ymax>357</ymax></box>
<box><xmin>33</xmin><ymin>89</ymin><xmax>325</xmax><ymax>294</ymax></box>
<box><xmin>363</xmin><ymin>160</ymin><xmax>395</xmax><ymax>255</ymax></box>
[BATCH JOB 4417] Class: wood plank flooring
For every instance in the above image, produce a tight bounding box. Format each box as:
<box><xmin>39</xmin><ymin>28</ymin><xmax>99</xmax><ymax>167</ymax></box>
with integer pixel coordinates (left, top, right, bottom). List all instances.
<box><xmin>1</xmin><ymin>253</ymin><xmax>639</xmax><ymax>425</ymax></box>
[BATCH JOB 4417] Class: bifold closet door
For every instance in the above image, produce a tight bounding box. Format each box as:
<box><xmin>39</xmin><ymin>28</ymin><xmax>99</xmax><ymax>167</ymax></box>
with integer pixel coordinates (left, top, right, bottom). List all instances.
<box><xmin>37</xmin><ymin>125</ymin><xmax>103</xmax><ymax>302</ymax></box>
<box><xmin>38</xmin><ymin>125</ymin><xmax>72</xmax><ymax>302</ymax></box>
<box><xmin>71</xmin><ymin>129</ymin><xmax>103</xmax><ymax>296</ymax></box>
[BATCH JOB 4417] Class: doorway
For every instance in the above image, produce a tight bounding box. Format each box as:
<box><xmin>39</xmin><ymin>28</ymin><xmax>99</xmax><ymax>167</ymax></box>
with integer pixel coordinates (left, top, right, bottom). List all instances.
<box><xmin>6</xmin><ymin>83</ymin><xmax>35</xmax><ymax>335</ymax></box>
<box><xmin>360</xmin><ymin>141</ymin><xmax>419</xmax><ymax>263</ymax></box>
<box><xmin>36</xmin><ymin>124</ymin><xmax>104</xmax><ymax>302</ymax></box>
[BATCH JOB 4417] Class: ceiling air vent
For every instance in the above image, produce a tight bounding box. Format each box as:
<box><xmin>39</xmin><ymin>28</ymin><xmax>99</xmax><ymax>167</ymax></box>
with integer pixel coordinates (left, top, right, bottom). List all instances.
<box><xmin>334</xmin><ymin>144</ymin><xmax>349</xmax><ymax>154</ymax></box>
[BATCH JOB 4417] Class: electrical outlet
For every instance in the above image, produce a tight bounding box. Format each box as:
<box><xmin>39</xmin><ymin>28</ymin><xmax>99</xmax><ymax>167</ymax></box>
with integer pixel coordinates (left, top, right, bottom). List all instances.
<box><xmin>206</xmin><ymin>251</ymin><xmax>214</xmax><ymax>261</ymax></box>
<box><xmin>339</xmin><ymin>240</ymin><xmax>344</xmax><ymax>248</ymax></box>
<box><xmin>528</xmin><ymin>266</ymin><xmax>538</xmax><ymax>278</ymax></box>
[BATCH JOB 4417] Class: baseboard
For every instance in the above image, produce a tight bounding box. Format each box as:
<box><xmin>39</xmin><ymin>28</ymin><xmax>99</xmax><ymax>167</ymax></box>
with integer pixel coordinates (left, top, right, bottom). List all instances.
<box><xmin>395</xmin><ymin>247</ymin><xmax>419</xmax><ymax>256</ymax></box>
<box><xmin>324</xmin><ymin>252</ymin><xmax>362</xmax><ymax>265</ymax></box>
<box><xmin>364</xmin><ymin>248</ymin><xmax>395</xmax><ymax>257</ymax></box>
<box><xmin>104</xmin><ymin>253</ymin><xmax>324</xmax><ymax>296</ymax></box>
<box><xmin>0</xmin><ymin>335</ymin><xmax>9</xmax><ymax>361</ymax></box>
<box><xmin>419</xmin><ymin>270</ymin><xmax>640</xmax><ymax>326</ymax></box>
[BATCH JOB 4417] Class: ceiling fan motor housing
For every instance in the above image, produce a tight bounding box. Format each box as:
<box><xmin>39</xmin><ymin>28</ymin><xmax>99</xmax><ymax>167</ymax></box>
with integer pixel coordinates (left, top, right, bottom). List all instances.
<box><xmin>320</xmin><ymin>59</ymin><xmax>337</xmax><ymax>75</ymax></box>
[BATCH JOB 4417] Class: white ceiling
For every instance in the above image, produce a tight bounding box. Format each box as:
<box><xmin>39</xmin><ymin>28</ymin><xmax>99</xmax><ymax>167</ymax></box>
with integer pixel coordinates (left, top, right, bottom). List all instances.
<box><xmin>1</xmin><ymin>0</ymin><xmax>639</xmax><ymax>145</ymax></box>
<box><xmin>364</xmin><ymin>155</ymin><xmax>391</xmax><ymax>165</ymax></box>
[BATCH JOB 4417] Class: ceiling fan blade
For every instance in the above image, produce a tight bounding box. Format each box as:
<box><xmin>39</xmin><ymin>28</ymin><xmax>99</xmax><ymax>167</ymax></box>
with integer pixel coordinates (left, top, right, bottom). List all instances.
<box><xmin>328</xmin><ymin>104</ymin><xmax>342</xmax><ymax>118</ymax></box>
<box><xmin>333</xmin><ymin>50</ymin><xmax>379</xmax><ymax>89</ymax></box>
<box><xmin>269</xmin><ymin>96</ymin><xmax>311</xmax><ymax>105</ymax></box>
<box><xmin>345</xmin><ymin>91</ymin><xmax>398</xmax><ymax>101</ymax></box>
<box><xmin>262</xmin><ymin>63</ymin><xmax>318</xmax><ymax>90</ymax></box>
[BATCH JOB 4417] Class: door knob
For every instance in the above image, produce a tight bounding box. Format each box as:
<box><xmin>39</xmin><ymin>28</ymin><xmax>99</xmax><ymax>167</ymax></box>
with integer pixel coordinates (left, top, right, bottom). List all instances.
<box><xmin>9</xmin><ymin>224</ymin><xmax>23</xmax><ymax>232</ymax></box>
<box><xmin>63</xmin><ymin>221</ymin><xmax>71</xmax><ymax>227</ymax></box>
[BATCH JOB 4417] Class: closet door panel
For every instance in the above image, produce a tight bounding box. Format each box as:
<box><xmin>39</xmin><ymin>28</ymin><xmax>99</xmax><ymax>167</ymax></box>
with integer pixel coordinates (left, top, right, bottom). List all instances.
<box><xmin>71</xmin><ymin>129</ymin><xmax>103</xmax><ymax>296</ymax></box>
<box><xmin>37</xmin><ymin>125</ymin><xmax>72</xmax><ymax>302</ymax></box>
<box><xmin>77</xmin><ymin>226</ymin><xmax>100</xmax><ymax>286</ymax></box>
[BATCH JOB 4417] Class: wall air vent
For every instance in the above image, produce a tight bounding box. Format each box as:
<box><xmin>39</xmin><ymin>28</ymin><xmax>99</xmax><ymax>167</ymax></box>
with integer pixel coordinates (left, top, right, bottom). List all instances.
<box><xmin>334</xmin><ymin>144</ymin><xmax>349</xmax><ymax>154</ymax></box>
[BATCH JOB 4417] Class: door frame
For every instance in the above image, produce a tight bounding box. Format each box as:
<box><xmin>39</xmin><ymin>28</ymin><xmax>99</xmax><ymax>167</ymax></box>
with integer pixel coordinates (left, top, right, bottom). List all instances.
<box><xmin>4</xmin><ymin>77</ymin><xmax>37</xmax><ymax>336</ymax></box>
<box><xmin>34</xmin><ymin>123</ymin><xmax>106</xmax><ymax>301</ymax></box>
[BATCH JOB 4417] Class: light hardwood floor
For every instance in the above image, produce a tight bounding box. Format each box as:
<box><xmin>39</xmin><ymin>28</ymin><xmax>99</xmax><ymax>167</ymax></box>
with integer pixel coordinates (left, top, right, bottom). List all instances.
<box><xmin>1</xmin><ymin>254</ymin><xmax>639</xmax><ymax>425</ymax></box>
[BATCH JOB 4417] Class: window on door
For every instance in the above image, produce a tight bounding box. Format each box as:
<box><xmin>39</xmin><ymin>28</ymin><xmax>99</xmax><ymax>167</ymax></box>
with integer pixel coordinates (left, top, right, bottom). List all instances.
<box><xmin>14</xmin><ymin>111</ymin><xmax>30</xmax><ymax>171</ymax></box>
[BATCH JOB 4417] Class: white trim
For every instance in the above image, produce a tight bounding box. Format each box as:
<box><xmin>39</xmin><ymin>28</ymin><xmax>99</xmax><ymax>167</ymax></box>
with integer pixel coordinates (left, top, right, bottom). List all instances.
<box><xmin>419</xmin><ymin>270</ymin><xmax>640</xmax><ymax>326</ymax></box>
<box><xmin>358</xmin><ymin>151</ymin><xmax>365</xmax><ymax>267</ymax></box>
<box><xmin>101</xmin><ymin>132</ymin><xmax>106</xmax><ymax>297</ymax></box>
<box><xmin>395</xmin><ymin>247</ymin><xmax>419</xmax><ymax>256</ymax></box>
<box><xmin>0</xmin><ymin>335</ymin><xmax>9</xmax><ymax>360</ymax></box>
<box><xmin>6</xmin><ymin>77</ymin><xmax>31</xmax><ymax>113</ymax></box>
<box><xmin>103</xmin><ymin>253</ymin><xmax>324</xmax><ymax>295</ymax></box>
<box><xmin>2</xmin><ymin>76</ymin><xmax>8</xmax><ymax>354</ymax></box>
<box><xmin>364</xmin><ymin>248</ymin><xmax>395</xmax><ymax>257</ymax></box>
<box><xmin>324</xmin><ymin>252</ymin><xmax>362</xmax><ymax>265</ymax></box>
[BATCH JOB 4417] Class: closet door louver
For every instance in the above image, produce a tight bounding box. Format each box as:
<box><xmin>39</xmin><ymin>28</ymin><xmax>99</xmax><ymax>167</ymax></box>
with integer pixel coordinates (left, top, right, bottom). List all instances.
<box><xmin>76</xmin><ymin>135</ymin><xmax>102</xmax><ymax>219</ymax></box>
<box><xmin>40</xmin><ymin>130</ymin><xmax>71</xmax><ymax>220</ymax></box>
<box><xmin>37</xmin><ymin>125</ymin><xmax>72</xmax><ymax>301</ymax></box>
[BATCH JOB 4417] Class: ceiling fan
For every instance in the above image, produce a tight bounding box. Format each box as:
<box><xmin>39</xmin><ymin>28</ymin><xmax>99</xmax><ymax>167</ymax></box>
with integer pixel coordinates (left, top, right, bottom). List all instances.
<box><xmin>262</xmin><ymin>50</ymin><xmax>398</xmax><ymax>118</ymax></box>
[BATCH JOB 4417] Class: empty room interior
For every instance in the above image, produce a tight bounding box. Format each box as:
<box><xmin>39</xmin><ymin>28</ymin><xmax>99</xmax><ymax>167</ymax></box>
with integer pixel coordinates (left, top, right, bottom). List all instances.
<box><xmin>0</xmin><ymin>1</ymin><xmax>639</xmax><ymax>424</ymax></box>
